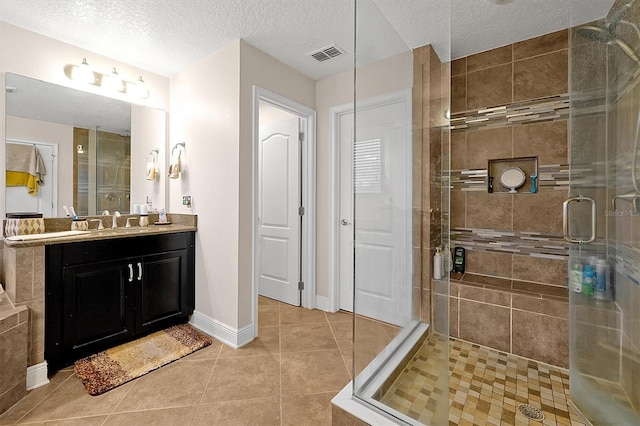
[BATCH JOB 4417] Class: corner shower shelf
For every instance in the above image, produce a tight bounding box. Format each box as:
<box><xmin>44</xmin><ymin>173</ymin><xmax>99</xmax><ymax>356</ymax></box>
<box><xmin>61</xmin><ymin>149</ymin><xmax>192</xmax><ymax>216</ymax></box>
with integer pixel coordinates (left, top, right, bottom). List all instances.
<box><xmin>450</xmin><ymin>94</ymin><xmax>570</xmax><ymax>130</ymax></box>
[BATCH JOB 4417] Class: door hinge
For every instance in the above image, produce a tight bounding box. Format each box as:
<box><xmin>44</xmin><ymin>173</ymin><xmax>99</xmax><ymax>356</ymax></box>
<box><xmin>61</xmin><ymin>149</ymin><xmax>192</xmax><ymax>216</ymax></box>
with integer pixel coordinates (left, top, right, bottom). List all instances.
<box><xmin>298</xmin><ymin>281</ymin><xmax>304</xmax><ymax>290</ymax></box>
<box><xmin>299</xmin><ymin>132</ymin><xmax>305</xmax><ymax>142</ymax></box>
<box><xmin>298</xmin><ymin>206</ymin><xmax>305</xmax><ymax>216</ymax></box>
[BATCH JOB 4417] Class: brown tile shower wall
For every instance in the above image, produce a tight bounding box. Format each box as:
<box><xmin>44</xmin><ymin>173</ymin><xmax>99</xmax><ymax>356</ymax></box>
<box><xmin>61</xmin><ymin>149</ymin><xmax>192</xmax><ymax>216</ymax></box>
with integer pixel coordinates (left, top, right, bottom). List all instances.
<box><xmin>413</xmin><ymin>45</ymin><xmax>447</xmax><ymax>325</ymax></box>
<box><xmin>449</xmin><ymin>30</ymin><xmax>569</xmax><ymax>287</ymax></box>
<box><xmin>444</xmin><ymin>30</ymin><xmax>571</xmax><ymax>367</ymax></box>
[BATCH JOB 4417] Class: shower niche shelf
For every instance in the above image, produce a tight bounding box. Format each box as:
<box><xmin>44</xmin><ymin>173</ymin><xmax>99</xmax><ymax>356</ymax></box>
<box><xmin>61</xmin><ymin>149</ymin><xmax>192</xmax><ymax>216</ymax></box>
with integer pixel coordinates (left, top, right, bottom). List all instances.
<box><xmin>488</xmin><ymin>157</ymin><xmax>538</xmax><ymax>194</ymax></box>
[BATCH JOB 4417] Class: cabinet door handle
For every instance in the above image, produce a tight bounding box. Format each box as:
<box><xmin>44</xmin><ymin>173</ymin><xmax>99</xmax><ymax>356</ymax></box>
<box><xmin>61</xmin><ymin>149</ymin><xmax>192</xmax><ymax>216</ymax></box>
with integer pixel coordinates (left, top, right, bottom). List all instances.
<box><xmin>128</xmin><ymin>263</ymin><xmax>134</xmax><ymax>282</ymax></box>
<box><xmin>137</xmin><ymin>262</ymin><xmax>143</xmax><ymax>281</ymax></box>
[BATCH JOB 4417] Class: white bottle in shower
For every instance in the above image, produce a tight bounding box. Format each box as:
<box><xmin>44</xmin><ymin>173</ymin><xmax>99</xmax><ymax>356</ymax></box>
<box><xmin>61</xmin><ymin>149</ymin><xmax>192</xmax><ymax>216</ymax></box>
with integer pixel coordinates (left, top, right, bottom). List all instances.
<box><xmin>433</xmin><ymin>247</ymin><xmax>444</xmax><ymax>280</ymax></box>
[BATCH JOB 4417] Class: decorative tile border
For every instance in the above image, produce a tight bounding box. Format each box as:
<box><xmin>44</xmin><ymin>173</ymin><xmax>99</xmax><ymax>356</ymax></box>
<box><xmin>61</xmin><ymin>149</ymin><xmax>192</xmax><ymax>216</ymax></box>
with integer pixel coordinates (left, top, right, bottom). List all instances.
<box><xmin>450</xmin><ymin>95</ymin><xmax>570</xmax><ymax>130</ymax></box>
<box><xmin>451</xmin><ymin>228</ymin><xmax>569</xmax><ymax>258</ymax></box>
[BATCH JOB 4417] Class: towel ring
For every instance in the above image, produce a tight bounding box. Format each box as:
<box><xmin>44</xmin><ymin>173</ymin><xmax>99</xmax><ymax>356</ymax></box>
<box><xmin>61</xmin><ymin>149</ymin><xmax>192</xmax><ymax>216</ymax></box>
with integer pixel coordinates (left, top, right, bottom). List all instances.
<box><xmin>172</xmin><ymin>142</ymin><xmax>186</xmax><ymax>157</ymax></box>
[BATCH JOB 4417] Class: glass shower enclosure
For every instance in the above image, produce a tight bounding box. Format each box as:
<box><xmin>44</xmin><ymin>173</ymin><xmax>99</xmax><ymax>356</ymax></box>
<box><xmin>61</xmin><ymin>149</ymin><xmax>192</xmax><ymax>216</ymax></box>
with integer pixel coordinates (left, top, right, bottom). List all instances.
<box><xmin>568</xmin><ymin>0</ymin><xmax>640</xmax><ymax>423</ymax></box>
<box><xmin>349</xmin><ymin>0</ymin><xmax>451</xmax><ymax>424</ymax></box>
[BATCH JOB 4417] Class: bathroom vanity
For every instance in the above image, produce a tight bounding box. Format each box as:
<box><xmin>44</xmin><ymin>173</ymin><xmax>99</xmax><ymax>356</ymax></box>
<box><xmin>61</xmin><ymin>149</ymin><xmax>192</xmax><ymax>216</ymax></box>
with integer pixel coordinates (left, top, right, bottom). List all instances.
<box><xmin>1</xmin><ymin>215</ymin><xmax>197</xmax><ymax>376</ymax></box>
<box><xmin>45</xmin><ymin>231</ymin><xmax>195</xmax><ymax>370</ymax></box>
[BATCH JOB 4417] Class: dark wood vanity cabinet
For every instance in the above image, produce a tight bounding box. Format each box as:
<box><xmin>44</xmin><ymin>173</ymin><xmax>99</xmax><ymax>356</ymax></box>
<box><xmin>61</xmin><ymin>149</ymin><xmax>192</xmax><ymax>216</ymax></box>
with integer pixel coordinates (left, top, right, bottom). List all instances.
<box><xmin>45</xmin><ymin>232</ymin><xmax>195</xmax><ymax>370</ymax></box>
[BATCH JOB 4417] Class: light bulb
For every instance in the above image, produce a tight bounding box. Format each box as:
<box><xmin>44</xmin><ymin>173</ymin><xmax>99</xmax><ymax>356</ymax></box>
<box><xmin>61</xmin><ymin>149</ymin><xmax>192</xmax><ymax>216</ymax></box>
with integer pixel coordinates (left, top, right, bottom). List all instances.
<box><xmin>103</xmin><ymin>68</ymin><xmax>124</xmax><ymax>92</ymax></box>
<box><xmin>134</xmin><ymin>76</ymin><xmax>149</xmax><ymax>98</ymax></box>
<box><xmin>72</xmin><ymin>58</ymin><xmax>94</xmax><ymax>84</ymax></box>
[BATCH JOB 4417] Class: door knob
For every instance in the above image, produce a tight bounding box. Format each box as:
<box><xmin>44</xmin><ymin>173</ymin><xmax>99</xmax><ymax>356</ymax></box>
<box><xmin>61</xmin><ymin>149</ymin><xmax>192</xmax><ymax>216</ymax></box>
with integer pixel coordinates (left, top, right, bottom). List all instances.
<box><xmin>340</xmin><ymin>219</ymin><xmax>351</xmax><ymax>226</ymax></box>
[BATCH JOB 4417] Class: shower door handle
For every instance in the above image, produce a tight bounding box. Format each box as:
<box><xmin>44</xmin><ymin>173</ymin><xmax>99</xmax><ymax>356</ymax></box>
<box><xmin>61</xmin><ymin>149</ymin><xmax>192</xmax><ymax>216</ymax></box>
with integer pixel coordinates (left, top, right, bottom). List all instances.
<box><xmin>562</xmin><ymin>196</ymin><xmax>597</xmax><ymax>244</ymax></box>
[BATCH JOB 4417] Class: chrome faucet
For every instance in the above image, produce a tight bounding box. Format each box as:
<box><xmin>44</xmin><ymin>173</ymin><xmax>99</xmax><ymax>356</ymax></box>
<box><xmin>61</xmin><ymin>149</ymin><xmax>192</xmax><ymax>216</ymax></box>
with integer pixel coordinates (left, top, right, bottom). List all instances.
<box><xmin>89</xmin><ymin>219</ymin><xmax>104</xmax><ymax>230</ymax></box>
<box><xmin>112</xmin><ymin>211</ymin><xmax>121</xmax><ymax>229</ymax></box>
<box><xmin>125</xmin><ymin>217</ymin><xmax>138</xmax><ymax>228</ymax></box>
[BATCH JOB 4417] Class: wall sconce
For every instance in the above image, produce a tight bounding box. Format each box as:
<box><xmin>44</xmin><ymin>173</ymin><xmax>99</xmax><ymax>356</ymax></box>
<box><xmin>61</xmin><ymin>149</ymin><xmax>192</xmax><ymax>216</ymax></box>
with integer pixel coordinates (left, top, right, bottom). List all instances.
<box><xmin>64</xmin><ymin>58</ymin><xmax>150</xmax><ymax>99</ymax></box>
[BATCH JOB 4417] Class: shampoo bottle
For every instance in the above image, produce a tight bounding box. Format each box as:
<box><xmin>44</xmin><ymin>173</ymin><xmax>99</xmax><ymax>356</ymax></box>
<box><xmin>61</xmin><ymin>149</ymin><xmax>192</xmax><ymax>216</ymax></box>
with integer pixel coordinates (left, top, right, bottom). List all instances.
<box><xmin>433</xmin><ymin>247</ymin><xmax>443</xmax><ymax>280</ymax></box>
<box><xmin>594</xmin><ymin>259</ymin><xmax>609</xmax><ymax>300</ymax></box>
<box><xmin>582</xmin><ymin>264</ymin><xmax>595</xmax><ymax>297</ymax></box>
<box><xmin>570</xmin><ymin>262</ymin><xmax>583</xmax><ymax>293</ymax></box>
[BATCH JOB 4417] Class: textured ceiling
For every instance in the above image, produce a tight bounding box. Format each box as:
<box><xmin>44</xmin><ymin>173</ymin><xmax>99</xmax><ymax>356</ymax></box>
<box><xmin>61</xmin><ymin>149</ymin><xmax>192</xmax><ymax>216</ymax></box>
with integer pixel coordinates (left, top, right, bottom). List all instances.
<box><xmin>0</xmin><ymin>0</ymin><xmax>614</xmax><ymax>80</ymax></box>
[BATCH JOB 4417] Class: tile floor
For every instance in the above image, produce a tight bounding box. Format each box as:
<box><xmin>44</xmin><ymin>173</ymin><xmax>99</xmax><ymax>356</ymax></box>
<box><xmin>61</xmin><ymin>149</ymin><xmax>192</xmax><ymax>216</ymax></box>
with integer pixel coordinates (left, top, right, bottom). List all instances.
<box><xmin>0</xmin><ymin>297</ymin><xmax>358</xmax><ymax>426</ymax></box>
<box><xmin>378</xmin><ymin>334</ymin><xmax>588</xmax><ymax>426</ymax></box>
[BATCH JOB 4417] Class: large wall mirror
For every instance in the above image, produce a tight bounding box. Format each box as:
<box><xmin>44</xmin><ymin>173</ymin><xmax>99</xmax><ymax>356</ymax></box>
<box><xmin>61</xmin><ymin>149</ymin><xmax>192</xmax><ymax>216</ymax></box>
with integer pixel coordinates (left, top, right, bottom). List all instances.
<box><xmin>5</xmin><ymin>73</ymin><xmax>166</xmax><ymax>218</ymax></box>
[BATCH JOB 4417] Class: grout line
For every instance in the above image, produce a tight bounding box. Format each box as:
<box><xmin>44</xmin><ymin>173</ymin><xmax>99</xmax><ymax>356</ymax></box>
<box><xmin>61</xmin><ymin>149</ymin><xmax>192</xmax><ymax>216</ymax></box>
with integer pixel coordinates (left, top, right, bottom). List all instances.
<box><xmin>195</xmin><ymin>337</ymin><xmax>223</xmax><ymax>408</ymax></box>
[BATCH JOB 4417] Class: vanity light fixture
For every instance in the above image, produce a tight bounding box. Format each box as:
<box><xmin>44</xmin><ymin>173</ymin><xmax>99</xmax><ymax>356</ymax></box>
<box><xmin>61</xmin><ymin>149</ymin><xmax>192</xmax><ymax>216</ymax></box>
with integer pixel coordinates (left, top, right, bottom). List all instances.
<box><xmin>71</xmin><ymin>58</ymin><xmax>95</xmax><ymax>84</ymax></box>
<box><xmin>103</xmin><ymin>68</ymin><xmax>124</xmax><ymax>93</ymax></box>
<box><xmin>64</xmin><ymin>58</ymin><xmax>149</xmax><ymax>99</ymax></box>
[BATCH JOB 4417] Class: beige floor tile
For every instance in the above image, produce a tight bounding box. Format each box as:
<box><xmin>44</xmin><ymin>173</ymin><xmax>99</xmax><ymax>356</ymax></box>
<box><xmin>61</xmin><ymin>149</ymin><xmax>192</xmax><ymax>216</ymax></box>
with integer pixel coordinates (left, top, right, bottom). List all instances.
<box><xmin>201</xmin><ymin>355</ymin><xmax>280</xmax><ymax>403</ymax></box>
<box><xmin>18</xmin><ymin>375</ymin><xmax>134</xmax><ymax>423</ymax></box>
<box><xmin>103</xmin><ymin>406</ymin><xmax>196</xmax><ymax>425</ymax></box>
<box><xmin>325</xmin><ymin>310</ymin><xmax>352</xmax><ymax>323</ymax></box>
<box><xmin>219</xmin><ymin>326</ymin><xmax>280</xmax><ymax>358</ymax></box>
<box><xmin>281</xmin><ymin>323</ymin><xmax>338</xmax><ymax>353</ymax></box>
<box><xmin>24</xmin><ymin>415</ymin><xmax>109</xmax><ymax>425</ymax></box>
<box><xmin>281</xmin><ymin>350</ymin><xmax>350</xmax><ymax>397</ymax></box>
<box><xmin>259</xmin><ymin>308</ymin><xmax>280</xmax><ymax>328</ymax></box>
<box><xmin>258</xmin><ymin>296</ymin><xmax>282</xmax><ymax>310</ymax></box>
<box><xmin>280</xmin><ymin>305</ymin><xmax>328</xmax><ymax>325</ymax></box>
<box><xmin>0</xmin><ymin>370</ymin><xmax>73</xmax><ymax>425</ymax></box>
<box><xmin>328</xmin><ymin>320</ymin><xmax>353</xmax><ymax>353</ymax></box>
<box><xmin>281</xmin><ymin>391</ymin><xmax>334</xmax><ymax>426</ymax></box>
<box><xmin>113</xmin><ymin>359</ymin><xmax>213</xmax><ymax>412</ymax></box>
<box><xmin>192</xmin><ymin>398</ymin><xmax>281</xmax><ymax>426</ymax></box>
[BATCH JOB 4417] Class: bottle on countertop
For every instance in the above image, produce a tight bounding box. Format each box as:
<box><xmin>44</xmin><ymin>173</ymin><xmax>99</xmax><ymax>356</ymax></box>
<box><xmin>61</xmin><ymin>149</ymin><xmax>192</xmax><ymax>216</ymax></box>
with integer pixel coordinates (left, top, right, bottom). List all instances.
<box><xmin>159</xmin><ymin>209</ymin><xmax>167</xmax><ymax>223</ymax></box>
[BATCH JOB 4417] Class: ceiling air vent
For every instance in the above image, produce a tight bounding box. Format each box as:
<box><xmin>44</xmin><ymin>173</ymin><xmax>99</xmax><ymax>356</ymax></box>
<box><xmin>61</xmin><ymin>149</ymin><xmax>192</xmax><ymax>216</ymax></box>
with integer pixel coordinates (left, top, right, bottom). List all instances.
<box><xmin>308</xmin><ymin>44</ymin><xmax>345</xmax><ymax>62</ymax></box>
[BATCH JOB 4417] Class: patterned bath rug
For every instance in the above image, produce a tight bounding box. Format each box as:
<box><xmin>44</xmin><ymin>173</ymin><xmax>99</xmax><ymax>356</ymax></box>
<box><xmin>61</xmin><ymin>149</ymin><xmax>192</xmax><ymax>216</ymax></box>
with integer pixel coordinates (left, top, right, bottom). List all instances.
<box><xmin>74</xmin><ymin>324</ymin><xmax>212</xmax><ymax>396</ymax></box>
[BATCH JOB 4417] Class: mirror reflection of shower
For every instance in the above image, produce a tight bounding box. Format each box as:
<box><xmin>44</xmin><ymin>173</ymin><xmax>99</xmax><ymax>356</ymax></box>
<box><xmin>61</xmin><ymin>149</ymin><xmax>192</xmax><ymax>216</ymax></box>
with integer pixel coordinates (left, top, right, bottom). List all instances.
<box><xmin>73</xmin><ymin>126</ymin><xmax>131</xmax><ymax>215</ymax></box>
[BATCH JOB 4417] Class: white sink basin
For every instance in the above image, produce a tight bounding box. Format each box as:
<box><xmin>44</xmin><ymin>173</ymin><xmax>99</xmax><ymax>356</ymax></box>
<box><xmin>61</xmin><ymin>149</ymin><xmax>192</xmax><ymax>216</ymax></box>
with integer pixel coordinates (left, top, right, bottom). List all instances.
<box><xmin>5</xmin><ymin>230</ymin><xmax>91</xmax><ymax>241</ymax></box>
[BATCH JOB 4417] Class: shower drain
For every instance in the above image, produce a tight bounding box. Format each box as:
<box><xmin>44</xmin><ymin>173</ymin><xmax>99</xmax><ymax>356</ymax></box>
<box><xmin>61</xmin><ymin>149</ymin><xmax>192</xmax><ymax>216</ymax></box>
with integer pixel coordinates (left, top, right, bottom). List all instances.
<box><xmin>518</xmin><ymin>404</ymin><xmax>545</xmax><ymax>421</ymax></box>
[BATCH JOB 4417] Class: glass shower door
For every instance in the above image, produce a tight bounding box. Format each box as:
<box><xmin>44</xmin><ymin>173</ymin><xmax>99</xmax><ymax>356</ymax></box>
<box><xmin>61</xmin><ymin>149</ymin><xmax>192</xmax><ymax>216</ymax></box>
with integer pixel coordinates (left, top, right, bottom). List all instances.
<box><xmin>568</xmin><ymin>2</ymin><xmax>640</xmax><ymax>424</ymax></box>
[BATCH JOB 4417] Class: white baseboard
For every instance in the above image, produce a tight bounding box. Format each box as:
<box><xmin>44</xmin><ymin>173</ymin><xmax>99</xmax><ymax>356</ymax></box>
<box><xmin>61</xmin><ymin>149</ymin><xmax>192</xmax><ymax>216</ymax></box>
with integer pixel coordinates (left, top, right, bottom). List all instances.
<box><xmin>315</xmin><ymin>295</ymin><xmax>330</xmax><ymax>312</ymax></box>
<box><xmin>26</xmin><ymin>362</ymin><xmax>49</xmax><ymax>390</ymax></box>
<box><xmin>189</xmin><ymin>310</ymin><xmax>254</xmax><ymax>349</ymax></box>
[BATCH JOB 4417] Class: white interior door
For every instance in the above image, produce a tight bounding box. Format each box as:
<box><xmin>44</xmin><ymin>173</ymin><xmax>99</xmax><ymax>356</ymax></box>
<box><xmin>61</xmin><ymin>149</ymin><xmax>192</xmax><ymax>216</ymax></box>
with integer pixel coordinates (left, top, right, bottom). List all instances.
<box><xmin>6</xmin><ymin>141</ymin><xmax>57</xmax><ymax>217</ymax></box>
<box><xmin>257</xmin><ymin>118</ymin><xmax>301</xmax><ymax>306</ymax></box>
<box><xmin>338</xmin><ymin>93</ymin><xmax>411</xmax><ymax>326</ymax></box>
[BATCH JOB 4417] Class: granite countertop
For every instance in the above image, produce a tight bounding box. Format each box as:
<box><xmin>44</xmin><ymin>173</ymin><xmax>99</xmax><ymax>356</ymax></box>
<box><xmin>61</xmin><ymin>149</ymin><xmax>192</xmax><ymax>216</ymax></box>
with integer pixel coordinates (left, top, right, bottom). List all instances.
<box><xmin>2</xmin><ymin>213</ymin><xmax>197</xmax><ymax>247</ymax></box>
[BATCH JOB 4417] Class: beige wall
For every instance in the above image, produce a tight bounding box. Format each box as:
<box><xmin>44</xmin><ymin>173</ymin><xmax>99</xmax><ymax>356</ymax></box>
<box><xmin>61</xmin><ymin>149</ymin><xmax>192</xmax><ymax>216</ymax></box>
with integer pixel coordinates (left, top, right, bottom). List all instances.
<box><xmin>5</xmin><ymin>116</ymin><xmax>74</xmax><ymax>216</ymax></box>
<box><xmin>169</xmin><ymin>40</ymin><xmax>315</xmax><ymax>330</ymax></box>
<box><xmin>314</xmin><ymin>52</ymin><xmax>413</xmax><ymax>299</ymax></box>
<box><xmin>169</xmin><ymin>40</ymin><xmax>242</xmax><ymax>328</ymax></box>
<box><xmin>238</xmin><ymin>40</ymin><xmax>315</xmax><ymax>325</ymax></box>
<box><xmin>130</xmin><ymin>105</ymin><xmax>167</xmax><ymax>211</ymax></box>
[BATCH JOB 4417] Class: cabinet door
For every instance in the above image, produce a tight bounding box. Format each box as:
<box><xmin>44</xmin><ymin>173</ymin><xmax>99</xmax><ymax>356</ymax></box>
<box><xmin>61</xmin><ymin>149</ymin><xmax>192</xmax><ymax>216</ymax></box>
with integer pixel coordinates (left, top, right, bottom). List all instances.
<box><xmin>63</xmin><ymin>259</ymin><xmax>135</xmax><ymax>358</ymax></box>
<box><xmin>135</xmin><ymin>250</ymin><xmax>189</xmax><ymax>334</ymax></box>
